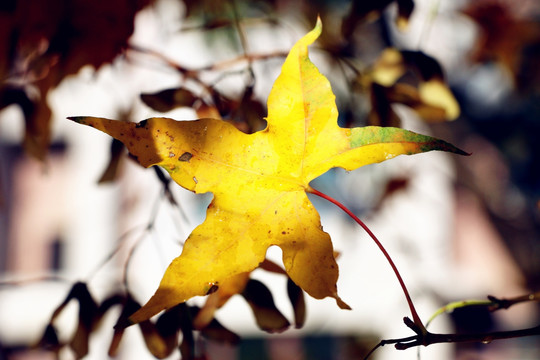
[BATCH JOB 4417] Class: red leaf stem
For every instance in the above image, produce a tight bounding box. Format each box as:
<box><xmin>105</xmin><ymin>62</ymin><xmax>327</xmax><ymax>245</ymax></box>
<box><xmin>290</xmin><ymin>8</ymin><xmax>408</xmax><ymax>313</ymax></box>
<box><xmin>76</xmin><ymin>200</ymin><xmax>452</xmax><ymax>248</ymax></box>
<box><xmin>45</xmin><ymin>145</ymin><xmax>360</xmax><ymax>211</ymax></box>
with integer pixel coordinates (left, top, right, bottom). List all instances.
<box><xmin>308</xmin><ymin>186</ymin><xmax>426</xmax><ymax>334</ymax></box>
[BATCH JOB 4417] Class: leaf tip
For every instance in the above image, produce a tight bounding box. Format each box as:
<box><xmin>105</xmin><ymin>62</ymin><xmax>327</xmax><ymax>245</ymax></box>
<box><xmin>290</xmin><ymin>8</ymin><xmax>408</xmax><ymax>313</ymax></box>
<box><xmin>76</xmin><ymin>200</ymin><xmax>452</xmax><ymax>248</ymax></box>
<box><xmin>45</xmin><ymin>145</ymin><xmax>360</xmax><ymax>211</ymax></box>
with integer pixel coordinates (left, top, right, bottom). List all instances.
<box><xmin>67</xmin><ymin>116</ymin><xmax>85</xmax><ymax>124</ymax></box>
<box><xmin>127</xmin><ymin>308</ymin><xmax>155</xmax><ymax>326</ymax></box>
<box><xmin>315</xmin><ymin>15</ymin><xmax>322</xmax><ymax>32</ymax></box>
<box><xmin>113</xmin><ymin>317</ymin><xmax>134</xmax><ymax>331</ymax></box>
<box><xmin>300</xmin><ymin>16</ymin><xmax>322</xmax><ymax>46</ymax></box>
<box><xmin>446</xmin><ymin>143</ymin><xmax>470</xmax><ymax>157</ymax></box>
<box><xmin>336</xmin><ymin>295</ymin><xmax>352</xmax><ymax>310</ymax></box>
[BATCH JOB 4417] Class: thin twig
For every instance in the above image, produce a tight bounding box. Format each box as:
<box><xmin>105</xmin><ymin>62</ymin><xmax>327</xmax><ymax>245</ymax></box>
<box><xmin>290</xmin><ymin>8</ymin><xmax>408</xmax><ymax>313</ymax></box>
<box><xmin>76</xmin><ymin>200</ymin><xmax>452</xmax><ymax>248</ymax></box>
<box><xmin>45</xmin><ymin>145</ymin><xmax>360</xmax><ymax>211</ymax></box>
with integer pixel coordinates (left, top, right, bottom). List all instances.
<box><xmin>84</xmin><ymin>225</ymin><xmax>146</xmax><ymax>282</ymax></box>
<box><xmin>392</xmin><ymin>318</ymin><xmax>540</xmax><ymax>351</ymax></box>
<box><xmin>365</xmin><ymin>293</ymin><xmax>540</xmax><ymax>359</ymax></box>
<box><xmin>127</xmin><ymin>43</ymin><xmax>287</xmax><ymax>79</ymax></box>
<box><xmin>121</xmin><ymin>184</ymin><xmax>165</xmax><ymax>290</ymax></box>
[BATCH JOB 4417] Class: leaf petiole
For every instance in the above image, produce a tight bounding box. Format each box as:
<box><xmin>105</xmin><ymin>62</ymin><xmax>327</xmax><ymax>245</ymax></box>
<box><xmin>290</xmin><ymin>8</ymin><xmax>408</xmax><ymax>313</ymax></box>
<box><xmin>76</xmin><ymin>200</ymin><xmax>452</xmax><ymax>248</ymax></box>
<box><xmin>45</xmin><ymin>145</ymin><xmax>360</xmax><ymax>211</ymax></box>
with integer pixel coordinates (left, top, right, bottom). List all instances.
<box><xmin>307</xmin><ymin>186</ymin><xmax>426</xmax><ymax>334</ymax></box>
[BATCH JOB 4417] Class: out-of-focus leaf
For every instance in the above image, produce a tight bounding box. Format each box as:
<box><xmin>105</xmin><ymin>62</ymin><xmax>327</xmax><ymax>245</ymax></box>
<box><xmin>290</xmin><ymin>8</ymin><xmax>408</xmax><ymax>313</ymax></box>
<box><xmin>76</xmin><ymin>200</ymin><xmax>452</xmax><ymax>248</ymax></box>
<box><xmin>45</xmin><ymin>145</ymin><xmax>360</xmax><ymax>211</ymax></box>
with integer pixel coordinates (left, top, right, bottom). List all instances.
<box><xmin>190</xmin><ymin>306</ymin><xmax>241</xmax><ymax>345</ymax></box>
<box><xmin>369</xmin><ymin>49</ymin><xmax>449</xmax><ymax>85</ymax></box>
<box><xmin>112</xmin><ymin>295</ymin><xmax>182</xmax><ymax>359</ymax></box>
<box><xmin>382</xmin><ymin>176</ymin><xmax>410</xmax><ymax>199</ymax></box>
<box><xmin>287</xmin><ymin>278</ymin><xmax>306</xmax><ymax>329</ymax></box>
<box><xmin>342</xmin><ymin>0</ymin><xmax>393</xmax><ymax>37</ymax></box>
<box><xmin>176</xmin><ymin>304</ymin><xmax>197</xmax><ymax>360</ymax></box>
<box><xmin>194</xmin><ymin>272</ymin><xmax>250</xmax><ymax>329</ymax></box>
<box><xmin>179</xmin><ymin>329</ymin><xmax>194</xmax><ymax>360</ymax></box>
<box><xmin>139</xmin><ymin>320</ymin><xmax>172</xmax><ymax>359</ymax></box>
<box><xmin>373</xmin><ymin>175</ymin><xmax>411</xmax><ymax>210</ymax></box>
<box><xmin>463</xmin><ymin>3</ymin><xmax>540</xmax><ymax>90</ymax></box>
<box><xmin>99</xmin><ymin>294</ymin><xmax>126</xmax><ymax>314</ymax></box>
<box><xmin>113</xmin><ymin>299</ymin><xmax>210</xmax><ymax>359</ymax></box>
<box><xmin>0</xmin><ymin>87</ymin><xmax>35</xmax><ymax>124</ymax></box>
<box><xmin>400</xmin><ymin>50</ymin><xmax>445</xmax><ymax>82</ymax></box>
<box><xmin>23</xmin><ymin>97</ymin><xmax>52</xmax><ymax>161</ymax></box>
<box><xmin>68</xmin><ymin>283</ymin><xmax>99</xmax><ymax>359</ymax></box>
<box><xmin>342</xmin><ymin>0</ymin><xmax>414</xmax><ymax>36</ymax></box>
<box><xmin>369</xmin><ymin>48</ymin><xmax>406</xmax><ymax>87</ymax></box>
<box><xmin>258</xmin><ymin>258</ymin><xmax>287</xmax><ymax>275</ymax></box>
<box><xmin>366</xmin><ymin>49</ymin><xmax>460</xmax><ymax>123</ymax></box>
<box><xmin>232</xmin><ymin>85</ymin><xmax>267</xmax><ymax>133</ymax></box>
<box><xmin>368</xmin><ymin>83</ymin><xmax>402</xmax><ymax>127</ymax></box>
<box><xmin>41</xmin><ymin>285</ymin><xmax>126</xmax><ymax>357</ymax></box>
<box><xmin>200</xmin><ymin>319</ymin><xmax>241</xmax><ymax>345</ymax></box>
<box><xmin>0</xmin><ymin>86</ymin><xmax>50</xmax><ymax>161</ymax></box>
<box><xmin>140</xmin><ymin>88</ymin><xmax>199</xmax><ymax>113</ymax></box>
<box><xmin>208</xmin><ymin>88</ymin><xmax>266</xmax><ymax>135</ymax></box>
<box><xmin>395</xmin><ymin>0</ymin><xmax>414</xmax><ymax>31</ymax></box>
<box><xmin>241</xmin><ymin>279</ymin><xmax>290</xmax><ymax>333</ymax></box>
<box><xmin>400</xmin><ymin>51</ymin><xmax>459</xmax><ymax>119</ymax></box>
<box><xmin>35</xmin><ymin>324</ymin><xmax>61</xmax><ymax>354</ymax></box>
<box><xmin>46</xmin><ymin>282</ymin><xmax>99</xmax><ymax>359</ymax></box>
<box><xmin>98</xmin><ymin>139</ymin><xmax>125</xmax><ymax>183</ymax></box>
<box><xmin>383</xmin><ymin>82</ymin><xmax>450</xmax><ymax>123</ymax></box>
<box><xmin>4</xmin><ymin>91</ymin><xmax>40</xmax><ymax>161</ymax></box>
<box><xmin>0</xmin><ymin>0</ymin><xmax>152</xmax><ymax>160</ymax></box>
<box><xmin>109</xmin><ymin>295</ymin><xmax>142</xmax><ymax>357</ymax></box>
<box><xmin>418</xmin><ymin>79</ymin><xmax>459</xmax><ymax>121</ymax></box>
<box><xmin>150</xmin><ymin>304</ymin><xmax>186</xmax><ymax>359</ymax></box>
<box><xmin>195</xmin><ymin>103</ymin><xmax>221</xmax><ymax>119</ymax></box>
<box><xmin>210</xmin><ymin>89</ymin><xmax>235</xmax><ymax>119</ymax></box>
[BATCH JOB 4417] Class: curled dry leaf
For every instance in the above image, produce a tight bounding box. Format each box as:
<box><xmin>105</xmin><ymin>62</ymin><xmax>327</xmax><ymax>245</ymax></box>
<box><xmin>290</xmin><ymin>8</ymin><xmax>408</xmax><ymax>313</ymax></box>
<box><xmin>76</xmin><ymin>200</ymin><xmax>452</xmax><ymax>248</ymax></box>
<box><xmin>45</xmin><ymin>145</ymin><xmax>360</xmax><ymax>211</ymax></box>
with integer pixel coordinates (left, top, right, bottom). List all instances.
<box><xmin>98</xmin><ymin>139</ymin><xmax>125</xmax><ymax>183</ymax></box>
<box><xmin>39</xmin><ymin>282</ymin><xmax>99</xmax><ymax>359</ymax></box>
<box><xmin>241</xmin><ymin>279</ymin><xmax>290</xmax><ymax>333</ymax></box>
<box><xmin>194</xmin><ymin>259</ymin><xmax>306</xmax><ymax>332</ymax></box>
<box><xmin>287</xmin><ymin>278</ymin><xmax>306</xmax><ymax>328</ymax></box>
<box><xmin>140</xmin><ymin>88</ymin><xmax>199</xmax><ymax>113</ymax></box>
<box><xmin>366</xmin><ymin>48</ymin><xmax>460</xmax><ymax>123</ymax></box>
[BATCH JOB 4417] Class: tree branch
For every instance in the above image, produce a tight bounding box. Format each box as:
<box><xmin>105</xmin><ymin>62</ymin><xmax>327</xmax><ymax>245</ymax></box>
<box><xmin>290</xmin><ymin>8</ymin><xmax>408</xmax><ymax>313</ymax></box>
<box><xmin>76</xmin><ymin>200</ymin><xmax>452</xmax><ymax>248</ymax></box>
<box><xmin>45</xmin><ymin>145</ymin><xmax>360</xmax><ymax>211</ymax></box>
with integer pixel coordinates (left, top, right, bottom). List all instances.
<box><xmin>363</xmin><ymin>316</ymin><xmax>540</xmax><ymax>359</ymax></box>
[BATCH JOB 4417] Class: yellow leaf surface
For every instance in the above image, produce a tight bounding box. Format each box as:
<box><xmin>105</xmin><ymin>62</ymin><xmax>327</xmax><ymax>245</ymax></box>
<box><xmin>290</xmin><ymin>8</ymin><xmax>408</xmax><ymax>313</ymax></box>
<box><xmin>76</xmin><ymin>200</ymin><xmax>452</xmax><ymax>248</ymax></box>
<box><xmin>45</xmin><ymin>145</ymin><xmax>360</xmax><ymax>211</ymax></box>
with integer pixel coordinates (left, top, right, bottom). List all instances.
<box><xmin>69</xmin><ymin>18</ymin><xmax>466</xmax><ymax>324</ymax></box>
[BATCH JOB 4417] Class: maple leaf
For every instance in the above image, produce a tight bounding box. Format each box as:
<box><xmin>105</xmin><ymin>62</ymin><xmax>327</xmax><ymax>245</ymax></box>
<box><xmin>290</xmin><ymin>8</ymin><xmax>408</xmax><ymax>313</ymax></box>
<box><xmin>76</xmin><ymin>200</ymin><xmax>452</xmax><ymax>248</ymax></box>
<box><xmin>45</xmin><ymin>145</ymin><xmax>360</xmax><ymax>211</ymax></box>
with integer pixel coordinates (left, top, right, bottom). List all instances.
<box><xmin>69</xmin><ymin>18</ymin><xmax>466</xmax><ymax>324</ymax></box>
<box><xmin>365</xmin><ymin>48</ymin><xmax>460</xmax><ymax>125</ymax></box>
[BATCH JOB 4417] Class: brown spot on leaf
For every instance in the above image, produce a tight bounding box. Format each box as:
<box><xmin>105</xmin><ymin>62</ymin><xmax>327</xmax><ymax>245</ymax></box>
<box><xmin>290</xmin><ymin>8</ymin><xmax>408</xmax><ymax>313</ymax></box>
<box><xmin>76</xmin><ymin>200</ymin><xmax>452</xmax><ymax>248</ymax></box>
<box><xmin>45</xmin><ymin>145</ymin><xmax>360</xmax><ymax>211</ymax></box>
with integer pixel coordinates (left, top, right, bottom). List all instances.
<box><xmin>179</xmin><ymin>152</ymin><xmax>193</xmax><ymax>162</ymax></box>
<box><xmin>206</xmin><ymin>284</ymin><xmax>219</xmax><ymax>294</ymax></box>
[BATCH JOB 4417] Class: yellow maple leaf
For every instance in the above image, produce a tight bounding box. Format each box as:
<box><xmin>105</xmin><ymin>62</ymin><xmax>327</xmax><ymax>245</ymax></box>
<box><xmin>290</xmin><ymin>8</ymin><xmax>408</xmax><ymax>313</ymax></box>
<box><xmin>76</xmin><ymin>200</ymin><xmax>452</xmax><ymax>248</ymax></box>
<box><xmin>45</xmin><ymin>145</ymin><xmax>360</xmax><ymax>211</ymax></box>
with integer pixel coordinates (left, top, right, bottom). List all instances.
<box><xmin>69</xmin><ymin>18</ymin><xmax>466</xmax><ymax>324</ymax></box>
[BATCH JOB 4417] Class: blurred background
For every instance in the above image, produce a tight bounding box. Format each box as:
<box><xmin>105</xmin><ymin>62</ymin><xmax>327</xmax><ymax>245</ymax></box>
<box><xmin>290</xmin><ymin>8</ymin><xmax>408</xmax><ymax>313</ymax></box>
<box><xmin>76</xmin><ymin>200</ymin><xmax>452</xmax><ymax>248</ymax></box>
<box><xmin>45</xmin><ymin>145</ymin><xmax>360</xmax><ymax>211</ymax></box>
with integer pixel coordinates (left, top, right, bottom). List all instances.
<box><xmin>1</xmin><ymin>0</ymin><xmax>539</xmax><ymax>359</ymax></box>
